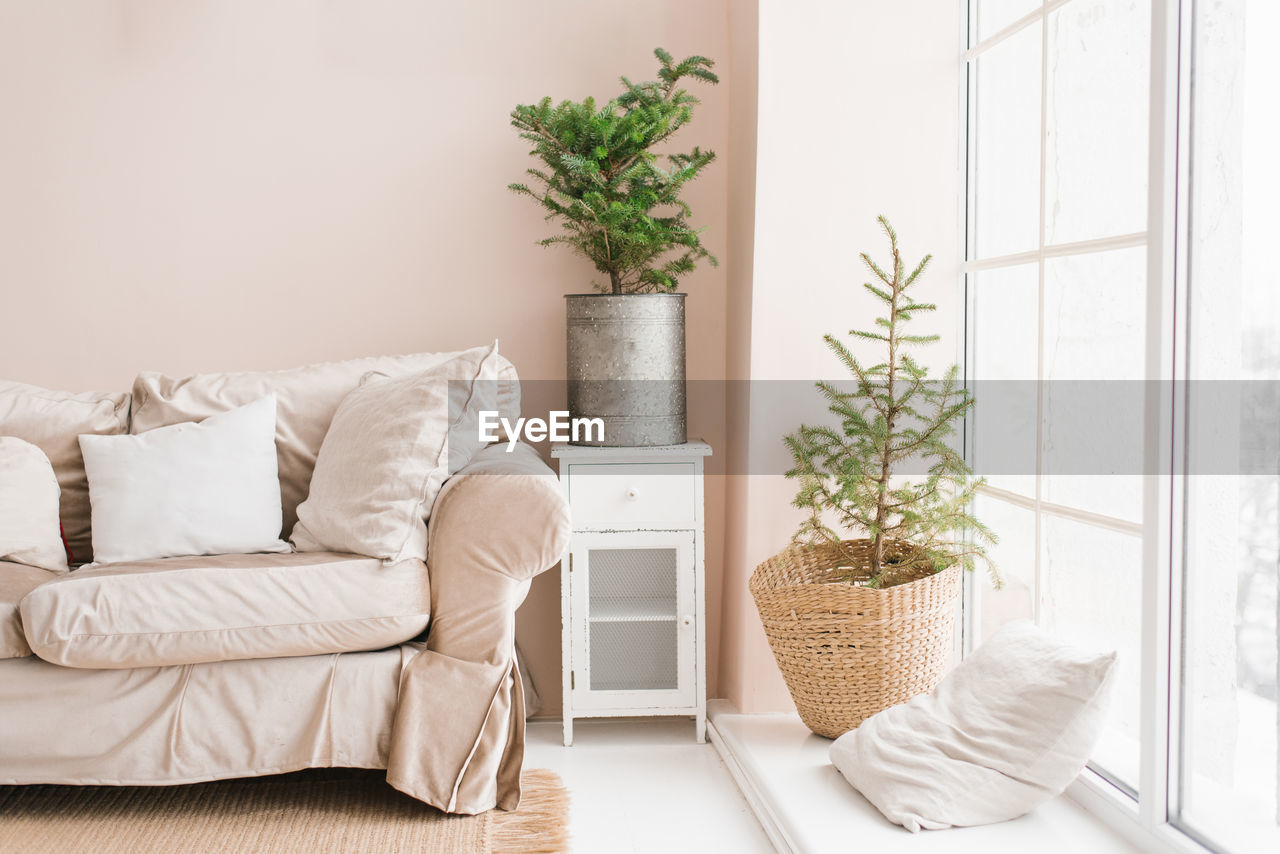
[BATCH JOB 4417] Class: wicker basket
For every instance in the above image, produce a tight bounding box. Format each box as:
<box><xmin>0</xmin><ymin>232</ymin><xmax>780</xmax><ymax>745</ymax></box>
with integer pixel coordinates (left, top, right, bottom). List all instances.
<box><xmin>750</xmin><ymin>539</ymin><xmax>961</xmax><ymax>738</ymax></box>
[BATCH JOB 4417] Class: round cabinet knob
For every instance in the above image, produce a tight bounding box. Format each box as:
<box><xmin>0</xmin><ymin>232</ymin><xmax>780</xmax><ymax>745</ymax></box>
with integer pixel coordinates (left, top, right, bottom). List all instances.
<box><xmin>682</xmin><ymin>615</ymin><xmax>694</xmax><ymax>626</ymax></box>
<box><xmin>625</xmin><ymin>487</ymin><xmax>640</xmax><ymax>501</ymax></box>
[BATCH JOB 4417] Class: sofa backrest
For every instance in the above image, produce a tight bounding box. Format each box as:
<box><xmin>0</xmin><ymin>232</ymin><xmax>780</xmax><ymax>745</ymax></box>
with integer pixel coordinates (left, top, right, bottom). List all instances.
<box><xmin>130</xmin><ymin>349</ymin><xmax>521</xmax><ymax>541</ymax></box>
<box><xmin>0</xmin><ymin>381</ymin><xmax>131</xmax><ymax>564</ymax></box>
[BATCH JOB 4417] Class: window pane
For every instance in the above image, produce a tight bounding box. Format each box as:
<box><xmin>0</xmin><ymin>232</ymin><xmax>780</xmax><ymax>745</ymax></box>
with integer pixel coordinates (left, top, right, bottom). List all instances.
<box><xmin>1042</xmin><ymin>515</ymin><xmax>1142</xmax><ymax>789</ymax></box>
<box><xmin>975</xmin><ymin>0</ymin><xmax>1041</xmax><ymax>43</ymax></box>
<box><xmin>1179</xmin><ymin>0</ymin><xmax>1280</xmax><ymax>848</ymax></box>
<box><xmin>973</xmin><ymin>23</ymin><xmax>1042</xmax><ymax>258</ymax></box>
<box><xmin>1041</xmin><ymin>247</ymin><xmax>1145</xmax><ymax>523</ymax></box>
<box><xmin>970</xmin><ymin>264</ymin><xmax>1037</xmax><ymax>498</ymax></box>
<box><xmin>967</xmin><ymin>0</ymin><xmax>1151</xmax><ymax>808</ymax></box>
<box><xmin>1044</xmin><ymin>0</ymin><xmax>1150</xmax><ymax>244</ymax></box>
<box><xmin>972</xmin><ymin>494</ymin><xmax>1036</xmax><ymax>642</ymax></box>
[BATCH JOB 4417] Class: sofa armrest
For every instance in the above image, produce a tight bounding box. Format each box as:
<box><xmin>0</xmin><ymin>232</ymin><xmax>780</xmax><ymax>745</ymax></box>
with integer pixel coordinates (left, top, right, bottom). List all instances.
<box><xmin>431</xmin><ymin>442</ymin><xmax>569</xmax><ymax>589</ymax></box>
<box><xmin>385</xmin><ymin>442</ymin><xmax>569</xmax><ymax>813</ymax></box>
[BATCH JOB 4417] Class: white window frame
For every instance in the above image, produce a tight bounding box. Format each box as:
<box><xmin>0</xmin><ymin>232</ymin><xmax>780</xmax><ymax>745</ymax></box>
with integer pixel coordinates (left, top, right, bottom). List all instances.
<box><xmin>961</xmin><ymin>0</ymin><xmax>1151</xmax><ymax>684</ymax></box>
<box><xmin>962</xmin><ymin>2</ymin><xmax>1216</xmax><ymax>852</ymax></box>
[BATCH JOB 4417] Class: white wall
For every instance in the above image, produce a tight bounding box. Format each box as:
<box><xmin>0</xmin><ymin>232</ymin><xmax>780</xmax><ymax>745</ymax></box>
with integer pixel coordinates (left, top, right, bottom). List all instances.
<box><xmin>720</xmin><ymin>0</ymin><xmax>965</xmax><ymax>712</ymax></box>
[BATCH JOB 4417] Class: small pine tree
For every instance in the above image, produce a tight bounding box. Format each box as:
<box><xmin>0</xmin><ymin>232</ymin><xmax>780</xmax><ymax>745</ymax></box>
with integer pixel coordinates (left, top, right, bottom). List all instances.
<box><xmin>509</xmin><ymin>48</ymin><xmax>718</xmax><ymax>294</ymax></box>
<box><xmin>785</xmin><ymin>217</ymin><xmax>998</xmax><ymax>589</ymax></box>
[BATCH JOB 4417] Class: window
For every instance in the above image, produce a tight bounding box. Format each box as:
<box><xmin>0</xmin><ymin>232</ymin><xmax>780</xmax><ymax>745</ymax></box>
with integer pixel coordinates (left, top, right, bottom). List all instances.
<box><xmin>964</xmin><ymin>0</ymin><xmax>1151</xmax><ymax>795</ymax></box>
<box><xmin>965</xmin><ymin>1</ymin><xmax>1279</xmax><ymax>852</ymax></box>
<box><xmin>1177</xmin><ymin>1</ymin><xmax>1279</xmax><ymax>850</ymax></box>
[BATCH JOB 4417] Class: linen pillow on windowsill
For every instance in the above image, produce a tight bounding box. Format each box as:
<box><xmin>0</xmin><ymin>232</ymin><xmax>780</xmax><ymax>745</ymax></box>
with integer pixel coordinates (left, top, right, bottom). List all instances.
<box><xmin>79</xmin><ymin>394</ymin><xmax>290</xmax><ymax>564</ymax></box>
<box><xmin>290</xmin><ymin>342</ymin><xmax>502</xmax><ymax>563</ymax></box>
<box><xmin>829</xmin><ymin>621</ymin><xmax>1117</xmax><ymax>832</ymax></box>
<box><xmin>0</xmin><ymin>437</ymin><xmax>69</xmax><ymax>573</ymax></box>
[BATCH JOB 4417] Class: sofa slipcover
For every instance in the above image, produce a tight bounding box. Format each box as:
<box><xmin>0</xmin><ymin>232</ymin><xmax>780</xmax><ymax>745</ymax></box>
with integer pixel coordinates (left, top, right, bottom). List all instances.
<box><xmin>0</xmin><ymin>381</ymin><xmax>131</xmax><ymax>563</ymax></box>
<box><xmin>21</xmin><ymin>552</ymin><xmax>430</xmax><ymax>669</ymax></box>
<box><xmin>387</xmin><ymin>442</ymin><xmax>571</xmax><ymax>813</ymax></box>
<box><xmin>0</xmin><ymin>562</ymin><xmax>58</xmax><ymax>659</ymax></box>
<box><xmin>129</xmin><ymin>349</ymin><xmax>521</xmax><ymax>540</ymax></box>
<box><xmin>0</xmin><ymin>440</ymin><xmax>564</xmax><ymax>816</ymax></box>
<box><xmin>0</xmin><ymin>645</ymin><xmax>411</xmax><ymax>786</ymax></box>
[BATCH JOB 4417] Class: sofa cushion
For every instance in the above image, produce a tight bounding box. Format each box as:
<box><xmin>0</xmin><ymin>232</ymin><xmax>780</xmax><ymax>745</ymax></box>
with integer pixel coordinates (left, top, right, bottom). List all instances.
<box><xmin>291</xmin><ymin>344</ymin><xmax>502</xmax><ymax>563</ymax></box>
<box><xmin>1</xmin><ymin>562</ymin><xmax>59</xmax><ymax>659</ymax></box>
<box><xmin>20</xmin><ymin>552</ymin><xmax>430</xmax><ymax>669</ymax></box>
<box><xmin>80</xmin><ymin>396</ymin><xmax>289</xmax><ymax>564</ymax></box>
<box><xmin>129</xmin><ymin>348</ymin><xmax>521</xmax><ymax>541</ymax></box>
<box><xmin>0</xmin><ymin>438</ymin><xmax>68</xmax><ymax>572</ymax></box>
<box><xmin>0</xmin><ymin>381</ymin><xmax>131</xmax><ymax>564</ymax></box>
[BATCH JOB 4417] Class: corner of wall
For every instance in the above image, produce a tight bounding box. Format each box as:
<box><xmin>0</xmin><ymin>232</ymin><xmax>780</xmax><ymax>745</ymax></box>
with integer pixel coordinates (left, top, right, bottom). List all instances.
<box><xmin>719</xmin><ymin>0</ymin><xmax>760</xmax><ymax>713</ymax></box>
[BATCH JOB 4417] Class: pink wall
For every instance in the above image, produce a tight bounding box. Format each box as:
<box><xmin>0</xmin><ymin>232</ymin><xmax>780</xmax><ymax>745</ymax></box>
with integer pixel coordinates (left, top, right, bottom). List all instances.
<box><xmin>0</xmin><ymin>0</ymin><xmax>732</xmax><ymax>715</ymax></box>
<box><xmin>719</xmin><ymin>0</ymin><xmax>770</xmax><ymax>713</ymax></box>
<box><xmin>0</xmin><ymin>0</ymin><xmax>969</xmax><ymax>720</ymax></box>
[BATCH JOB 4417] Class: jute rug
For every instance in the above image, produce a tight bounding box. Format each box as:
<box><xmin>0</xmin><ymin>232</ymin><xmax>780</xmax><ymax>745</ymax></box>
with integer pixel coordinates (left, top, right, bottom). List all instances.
<box><xmin>0</xmin><ymin>768</ymin><xmax>569</xmax><ymax>854</ymax></box>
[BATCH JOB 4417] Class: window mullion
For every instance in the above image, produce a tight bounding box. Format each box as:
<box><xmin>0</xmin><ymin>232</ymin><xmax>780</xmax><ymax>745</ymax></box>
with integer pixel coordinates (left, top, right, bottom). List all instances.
<box><xmin>960</xmin><ymin>0</ymin><xmax>980</xmax><ymax>659</ymax></box>
<box><xmin>1033</xmin><ymin>0</ymin><xmax>1049</xmax><ymax>632</ymax></box>
<box><xmin>962</xmin><ymin>230</ymin><xmax>1149</xmax><ymax>273</ymax></box>
<box><xmin>1139</xmin><ymin>0</ymin><xmax>1185</xmax><ymax>833</ymax></box>
<box><xmin>965</xmin><ymin>0</ymin><xmax>1074</xmax><ymax>61</ymax></box>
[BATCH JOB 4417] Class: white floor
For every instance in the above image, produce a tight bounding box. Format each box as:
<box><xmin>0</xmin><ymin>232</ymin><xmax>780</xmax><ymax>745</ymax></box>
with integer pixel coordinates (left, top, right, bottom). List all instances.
<box><xmin>526</xmin><ymin>709</ymin><xmax>1145</xmax><ymax>854</ymax></box>
<box><xmin>707</xmin><ymin>701</ymin><xmax>1140</xmax><ymax>854</ymax></box>
<box><xmin>524</xmin><ymin>718</ymin><xmax>774</xmax><ymax>853</ymax></box>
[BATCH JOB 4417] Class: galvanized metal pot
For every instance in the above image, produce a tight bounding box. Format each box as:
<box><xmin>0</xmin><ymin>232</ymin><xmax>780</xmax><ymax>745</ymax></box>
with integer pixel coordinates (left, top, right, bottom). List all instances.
<box><xmin>565</xmin><ymin>293</ymin><xmax>686</xmax><ymax>447</ymax></box>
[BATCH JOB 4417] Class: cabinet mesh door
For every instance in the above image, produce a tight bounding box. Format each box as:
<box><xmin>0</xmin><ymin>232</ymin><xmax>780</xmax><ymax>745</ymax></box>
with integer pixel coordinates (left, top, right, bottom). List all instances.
<box><xmin>587</xmin><ymin>547</ymin><xmax>679</xmax><ymax>692</ymax></box>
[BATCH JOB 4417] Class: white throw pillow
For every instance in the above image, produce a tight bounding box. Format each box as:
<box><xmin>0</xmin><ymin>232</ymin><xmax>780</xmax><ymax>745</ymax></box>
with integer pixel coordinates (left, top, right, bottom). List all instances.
<box><xmin>290</xmin><ymin>343</ymin><xmax>501</xmax><ymax>562</ymax></box>
<box><xmin>79</xmin><ymin>395</ymin><xmax>290</xmax><ymax>564</ymax></box>
<box><xmin>829</xmin><ymin>621</ymin><xmax>1117</xmax><ymax>832</ymax></box>
<box><xmin>0</xmin><ymin>437</ymin><xmax>69</xmax><ymax>572</ymax></box>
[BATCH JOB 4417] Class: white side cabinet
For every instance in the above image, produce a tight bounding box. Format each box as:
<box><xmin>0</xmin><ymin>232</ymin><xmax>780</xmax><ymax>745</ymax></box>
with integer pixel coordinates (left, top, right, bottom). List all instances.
<box><xmin>552</xmin><ymin>440</ymin><xmax>711</xmax><ymax>747</ymax></box>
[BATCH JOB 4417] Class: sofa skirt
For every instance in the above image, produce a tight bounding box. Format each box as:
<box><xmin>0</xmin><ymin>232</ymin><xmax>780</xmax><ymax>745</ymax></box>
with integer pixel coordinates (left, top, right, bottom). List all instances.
<box><xmin>0</xmin><ymin>645</ymin><xmax>413</xmax><ymax>787</ymax></box>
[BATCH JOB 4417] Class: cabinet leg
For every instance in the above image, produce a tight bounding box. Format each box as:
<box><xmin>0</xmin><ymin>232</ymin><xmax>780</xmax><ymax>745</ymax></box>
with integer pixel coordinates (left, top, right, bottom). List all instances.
<box><xmin>563</xmin><ymin>715</ymin><xmax>573</xmax><ymax>747</ymax></box>
<box><xmin>696</xmin><ymin>710</ymin><xmax>707</xmax><ymax>744</ymax></box>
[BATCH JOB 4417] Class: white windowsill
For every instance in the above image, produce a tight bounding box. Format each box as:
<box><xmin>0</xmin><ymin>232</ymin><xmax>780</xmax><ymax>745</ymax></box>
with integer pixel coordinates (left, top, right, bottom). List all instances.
<box><xmin>707</xmin><ymin>700</ymin><xmax>1142</xmax><ymax>854</ymax></box>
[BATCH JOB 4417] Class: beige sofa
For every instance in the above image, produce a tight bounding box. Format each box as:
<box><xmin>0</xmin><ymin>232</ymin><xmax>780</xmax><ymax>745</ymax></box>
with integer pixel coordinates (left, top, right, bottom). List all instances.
<box><xmin>0</xmin><ymin>352</ymin><xmax>570</xmax><ymax>815</ymax></box>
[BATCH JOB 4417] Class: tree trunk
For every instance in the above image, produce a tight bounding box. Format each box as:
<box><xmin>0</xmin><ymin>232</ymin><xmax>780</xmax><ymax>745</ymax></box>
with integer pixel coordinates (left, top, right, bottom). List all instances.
<box><xmin>609</xmin><ymin>270</ymin><xmax>623</xmax><ymax>294</ymax></box>
<box><xmin>871</xmin><ymin>245</ymin><xmax>903</xmax><ymax>577</ymax></box>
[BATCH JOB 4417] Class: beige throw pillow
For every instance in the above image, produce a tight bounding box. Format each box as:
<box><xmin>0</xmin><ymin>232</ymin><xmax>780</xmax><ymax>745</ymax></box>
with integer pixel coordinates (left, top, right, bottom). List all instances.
<box><xmin>130</xmin><ymin>348</ymin><xmax>522</xmax><ymax>541</ymax></box>
<box><xmin>290</xmin><ymin>344</ymin><xmax>501</xmax><ymax>562</ymax></box>
<box><xmin>0</xmin><ymin>437</ymin><xmax>68</xmax><ymax>572</ymax></box>
<box><xmin>829</xmin><ymin>621</ymin><xmax>1117</xmax><ymax>832</ymax></box>
<box><xmin>0</xmin><ymin>381</ymin><xmax>131</xmax><ymax>563</ymax></box>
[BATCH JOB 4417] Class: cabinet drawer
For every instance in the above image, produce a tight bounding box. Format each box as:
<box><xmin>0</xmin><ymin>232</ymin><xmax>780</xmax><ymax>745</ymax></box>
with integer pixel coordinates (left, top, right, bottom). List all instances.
<box><xmin>567</xmin><ymin>463</ymin><xmax>696</xmax><ymax>529</ymax></box>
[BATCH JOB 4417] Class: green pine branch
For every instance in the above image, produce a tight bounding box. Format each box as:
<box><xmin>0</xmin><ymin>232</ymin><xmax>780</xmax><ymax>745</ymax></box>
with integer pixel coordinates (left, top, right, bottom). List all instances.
<box><xmin>785</xmin><ymin>217</ymin><xmax>1000</xmax><ymax>588</ymax></box>
<box><xmin>510</xmin><ymin>48</ymin><xmax>719</xmax><ymax>294</ymax></box>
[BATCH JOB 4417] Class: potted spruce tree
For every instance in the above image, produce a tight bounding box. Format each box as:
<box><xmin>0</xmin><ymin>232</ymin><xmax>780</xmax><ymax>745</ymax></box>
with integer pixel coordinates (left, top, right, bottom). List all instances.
<box><xmin>509</xmin><ymin>48</ymin><xmax>718</xmax><ymax>446</ymax></box>
<box><xmin>751</xmin><ymin>217</ymin><xmax>998</xmax><ymax>738</ymax></box>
